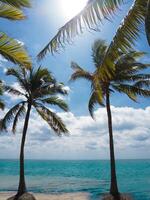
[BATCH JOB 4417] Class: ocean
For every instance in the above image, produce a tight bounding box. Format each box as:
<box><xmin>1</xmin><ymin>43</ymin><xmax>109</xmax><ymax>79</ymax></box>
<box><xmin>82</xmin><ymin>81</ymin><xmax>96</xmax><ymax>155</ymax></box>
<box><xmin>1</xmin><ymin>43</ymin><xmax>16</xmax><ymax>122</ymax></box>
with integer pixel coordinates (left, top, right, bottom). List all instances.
<box><xmin>0</xmin><ymin>159</ymin><xmax>150</xmax><ymax>200</ymax></box>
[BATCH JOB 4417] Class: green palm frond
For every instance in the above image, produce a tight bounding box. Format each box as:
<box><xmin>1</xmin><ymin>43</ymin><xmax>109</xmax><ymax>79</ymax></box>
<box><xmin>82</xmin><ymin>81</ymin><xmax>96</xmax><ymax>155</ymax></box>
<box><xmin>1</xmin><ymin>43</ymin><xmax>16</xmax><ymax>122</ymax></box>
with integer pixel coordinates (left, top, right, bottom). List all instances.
<box><xmin>6</xmin><ymin>68</ymin><xmax>28</xmax><ymax>92</ymax></box>
<box><xmin>12</xmin><ymin>102</ymin><xmax>26</xmax><ymax>133</ymax></box>
<box><xmin>92</xmin><ymin>39</ymin><xmax>108</xmax><ymax>68</ymax></box>
<box><xmin>50</xmin><ymin>83</ymin><xmax>68</xmax><ymax>95</ymax></box>
<box><xmin>70</xmin><ymin>62</ymin><xmax>92</xmax><ymax>82</ymax></box>
<box><xmin>40</xmin><ymin>96</ymin><xmax>69</xmax><ymax>112</ymax></box>
<box><xmin>37</xmin><ymin>0</ymin><xmax>124</xmax><ymax>59</ymax></box>
<box><xmin>98</xmin><ymin>0</ymin><xmax>147</xmax><ymax>80</ymax></box>
<box><xmin>0</xmin><ymin>0</ymin><xmax>31</xmax><ymax>8</ymax></box>
<box><xmin>0</xmin><ymin>32</ymin><xmax>31</xmax><ymax>68</ymax></box>
<box><xmin>113</xmin><ymin>84</ymin><xmax>150</xmax><ymax>98</ymax></box>
<box><xmin>4</xmin><ymin>85</ymin><xmax>25</xmax><ymax>96</ymax></box>
<box><xmin>134</xmin><ymin>80</ymin><xmax>150</xmax><ymax>88</ymax></box>
<box><xmin>92</xmin><ymin>74</ymin><xmax>104</xmax><ymax>105</ymax></box>
<box><xmin>112</xmin><ymin>84</ymin><xmax>137</xmax><ymax>101</ymax></box>
<box><xmin>35</xmin><ymin>103</ymin><xmax>69</xmax><ymax>135</ymax></box>
<box><xmin>88</xmin><ymin>92</ymin><xmax>98</xmax><ymax>118</ymax></box>
<box><xmin>0</xmin><ymin>2</ymin><xmax>25</xmax><ymax>20</ymax></box>
<box><xmin>0</xmin><ymin>102</ymin><xmax>24</xmax><ymax>131</ymax></box>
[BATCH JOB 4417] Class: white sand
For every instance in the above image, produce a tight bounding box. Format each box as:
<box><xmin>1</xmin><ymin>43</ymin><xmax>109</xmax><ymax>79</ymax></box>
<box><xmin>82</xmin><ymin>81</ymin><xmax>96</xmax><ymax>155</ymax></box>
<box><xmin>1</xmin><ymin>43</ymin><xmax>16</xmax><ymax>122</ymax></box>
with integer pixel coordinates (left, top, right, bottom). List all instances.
<box><xmin>0</xmin><ymin>192</ymin><xmax>89</xmax><ymax>200</ymax></box>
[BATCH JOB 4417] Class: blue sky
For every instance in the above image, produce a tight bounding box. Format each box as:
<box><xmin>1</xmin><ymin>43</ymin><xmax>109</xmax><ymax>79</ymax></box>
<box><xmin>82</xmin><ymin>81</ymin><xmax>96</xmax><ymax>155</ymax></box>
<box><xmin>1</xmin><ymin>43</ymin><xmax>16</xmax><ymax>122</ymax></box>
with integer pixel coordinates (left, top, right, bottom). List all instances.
<box><xmin>0</xmin><ymin>0</ymin><xmax>150</xmax><ymax>159</ymax></box>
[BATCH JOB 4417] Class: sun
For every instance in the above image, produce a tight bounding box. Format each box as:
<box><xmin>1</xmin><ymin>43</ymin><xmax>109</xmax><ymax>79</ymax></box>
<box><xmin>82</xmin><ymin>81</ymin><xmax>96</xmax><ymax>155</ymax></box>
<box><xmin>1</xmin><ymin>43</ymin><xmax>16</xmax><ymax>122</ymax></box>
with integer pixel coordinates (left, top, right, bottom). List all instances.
<box><xmin>60</xmin><ymin>0</ymin><xmax>88</xmax><ymax>20</ymax></box>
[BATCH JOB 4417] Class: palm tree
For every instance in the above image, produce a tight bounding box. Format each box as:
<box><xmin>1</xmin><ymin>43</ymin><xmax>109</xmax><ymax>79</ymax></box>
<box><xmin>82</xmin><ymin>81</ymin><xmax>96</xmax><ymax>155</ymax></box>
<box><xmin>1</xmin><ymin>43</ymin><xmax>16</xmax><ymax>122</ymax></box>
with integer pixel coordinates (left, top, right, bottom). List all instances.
<box><xmin>0</xmin><ymin>66</ymin><xmax>69</xmax><ymax>200</ymax></box>
<box><xmin>70</xmin><ymin>39</ymin><xmax>150</xmax><ymax>199</ymax></box>
<box><xmin>0</xmin><ymin>0</ymin><xmax>31</xmax><ymax>67</ymax></box>
<box><xmin>37</xmin><ymin>0</ymin><xmax>150</xmax><ymax>81</ymax></box>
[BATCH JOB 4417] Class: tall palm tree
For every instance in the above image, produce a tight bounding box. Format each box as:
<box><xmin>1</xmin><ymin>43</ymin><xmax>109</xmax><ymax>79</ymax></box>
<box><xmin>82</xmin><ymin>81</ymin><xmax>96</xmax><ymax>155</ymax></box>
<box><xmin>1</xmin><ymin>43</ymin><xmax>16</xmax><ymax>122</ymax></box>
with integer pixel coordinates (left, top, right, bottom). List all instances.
<box><xmin>38</xmin><ymin>0</ymin><xmax>150</xmax><ymax>81</ymax></box>
<box><xmin>70</xmin><ymin>39</ymin><xmax>150</xmax><ymax>199</ymax></box>
<box><xmin>0</xmin><ymin>0</ymin><xmax>31</xmax><ymax>68</ymax></box>
<box><xmin>0</xmin><ymin>66</ymin><xmax>69</xmax><ymax>199</ymax></box>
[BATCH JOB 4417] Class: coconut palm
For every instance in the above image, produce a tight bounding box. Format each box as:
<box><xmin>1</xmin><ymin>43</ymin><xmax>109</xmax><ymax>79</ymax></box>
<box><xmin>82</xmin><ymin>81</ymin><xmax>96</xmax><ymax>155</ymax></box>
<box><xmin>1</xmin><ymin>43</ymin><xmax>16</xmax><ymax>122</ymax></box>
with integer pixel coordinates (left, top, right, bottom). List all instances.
<box><xmin>38</xmin><ymin>0</ymin><xmax>150</xmax><ymax>80</ymax></box>
<box><xmin>70</xmin><ymin>39</ymin><xmax>150</xmax><ymax>199</ymax></box>
<box><xmin>0</xmin><ymin>66</ymin><xmax>69</xmax><ymax>199</ymax></box>
<box><xmin>0</xmin><ymin>0</ymin><xmax>31</xmax><ymax>67</ymax></box>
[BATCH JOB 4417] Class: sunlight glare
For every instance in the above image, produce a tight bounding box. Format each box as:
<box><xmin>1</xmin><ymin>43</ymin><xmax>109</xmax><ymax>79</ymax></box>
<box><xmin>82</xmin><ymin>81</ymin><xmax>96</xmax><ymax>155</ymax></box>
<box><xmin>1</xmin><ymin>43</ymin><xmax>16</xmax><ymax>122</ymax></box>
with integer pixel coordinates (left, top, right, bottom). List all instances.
<box><xmin>60</xmin><ymin>0</ymin><xmax>88</xmax><ymax>20</ymax></box>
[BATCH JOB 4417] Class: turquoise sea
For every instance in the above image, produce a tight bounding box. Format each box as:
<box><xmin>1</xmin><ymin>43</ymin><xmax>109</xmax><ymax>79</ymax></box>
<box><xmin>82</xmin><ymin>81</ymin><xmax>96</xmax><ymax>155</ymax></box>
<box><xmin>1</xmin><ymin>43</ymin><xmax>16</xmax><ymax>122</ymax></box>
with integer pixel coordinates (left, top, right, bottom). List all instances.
<box><xmin>0</xmin><ymin>159</ymin><xmax>150</xmax><ymax>200</ymax></box>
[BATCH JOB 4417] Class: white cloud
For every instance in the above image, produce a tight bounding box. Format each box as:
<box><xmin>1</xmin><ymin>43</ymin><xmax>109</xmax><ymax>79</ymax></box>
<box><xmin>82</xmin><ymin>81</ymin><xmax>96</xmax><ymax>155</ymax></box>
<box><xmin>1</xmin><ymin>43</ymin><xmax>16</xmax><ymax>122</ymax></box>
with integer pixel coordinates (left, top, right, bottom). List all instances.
<box><xmin>0</xmin><ymin>106</ymin><xmax>150</xmax><ymax>159</ymax></box>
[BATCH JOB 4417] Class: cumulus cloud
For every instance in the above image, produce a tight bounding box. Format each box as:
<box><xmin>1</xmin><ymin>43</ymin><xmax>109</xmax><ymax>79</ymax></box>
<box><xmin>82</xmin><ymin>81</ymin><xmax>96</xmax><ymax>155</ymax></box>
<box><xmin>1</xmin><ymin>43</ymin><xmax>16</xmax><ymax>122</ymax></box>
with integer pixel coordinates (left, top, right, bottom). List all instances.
<box><xmin>0</xmin><ymin>106</ymin><xmax>150</xmax><ymax>159</ymax></box>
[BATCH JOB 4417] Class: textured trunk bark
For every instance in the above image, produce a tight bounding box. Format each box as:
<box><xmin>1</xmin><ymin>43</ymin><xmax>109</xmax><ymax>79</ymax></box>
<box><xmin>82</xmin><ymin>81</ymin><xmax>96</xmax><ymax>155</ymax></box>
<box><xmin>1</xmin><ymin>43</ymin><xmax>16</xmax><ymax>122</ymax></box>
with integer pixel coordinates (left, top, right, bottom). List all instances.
<box><xmin>106</xmin><ymin>90</ymin><xmax>120</xmax><ymax>199</ymax></box>
<box><xmin>16</xmin><ymin>103</ymin><xmax>32</xmax><ymax>199</ymax></box>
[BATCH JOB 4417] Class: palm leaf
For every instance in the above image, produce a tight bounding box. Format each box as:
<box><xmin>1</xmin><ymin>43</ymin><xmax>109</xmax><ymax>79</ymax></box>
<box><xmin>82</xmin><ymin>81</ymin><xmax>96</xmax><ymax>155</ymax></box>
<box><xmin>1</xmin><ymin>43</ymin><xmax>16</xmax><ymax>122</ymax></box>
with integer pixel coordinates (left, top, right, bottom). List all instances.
<box><xmin>0</xmin><ymin>102</ymin><xmax>24</xmax><ymax>131</ymax></box>
<box><xmin>6</xmin><ymin>68</ymin><xmax>28</xmax><ymax>92</ymax></box>
<box><xmin>0</xmin><ymin>0</ymin><xmax>31</xmax><ymax>8</ymax></box>
<box><xmin>37</xmin><ymin>0</ymin><xmax>124</xmax><ymax>59</ymax></box>
<box><xmin>98</xmin><ymin>0</ymin><xmax>147</xmax><ymax>80</ymax></box>
<box><xmin>4</xmin><ymin>85</ymin><xmax>25</xmax><ymax>96</ymax></box>
<box><xmin>12</xmin><ymin>102</ymin><xmax>26</xmax><ymax>133</ymax></box>
<box><xmin>40</xmin><ymin>96</ymin><xmax>69</xmax><ymax>112</ymax></box>
<box><xmin>70</xmin><ymin>62</ymin><xmax>93</xmax><ymax>82</ymax></box>
<box><xmin>34</xmin><ymin>103</ymin><xmax>69</xmax><ymax>135</ymax></box>
<box><xmin>113</xmin><ymin>84</ymin><xmax>150</xmax><ymax>98</ymax></box>
<box><xmin>88</xmin><ymin>92</ymin><xmax>97</xmax><ymax>118</ymax></box>
<box><xmin>0</xmin><ymin>32</ymin><xmax>31</xmax><ymax>68</ymax></box>
<box><xmin>0</xmin><ymin>2</ymin><xmax>25</xmax><ymax>20</ymax></box>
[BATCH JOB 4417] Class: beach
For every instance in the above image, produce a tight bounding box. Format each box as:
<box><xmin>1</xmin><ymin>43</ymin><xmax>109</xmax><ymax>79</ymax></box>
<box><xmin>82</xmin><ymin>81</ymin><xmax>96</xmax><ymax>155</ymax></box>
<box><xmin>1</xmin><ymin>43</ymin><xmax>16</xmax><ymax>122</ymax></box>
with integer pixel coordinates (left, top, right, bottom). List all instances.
<box><xmin>0</xmin><ymin>192</ymin><xmax>89</xmax><ymax>200</ymax></box>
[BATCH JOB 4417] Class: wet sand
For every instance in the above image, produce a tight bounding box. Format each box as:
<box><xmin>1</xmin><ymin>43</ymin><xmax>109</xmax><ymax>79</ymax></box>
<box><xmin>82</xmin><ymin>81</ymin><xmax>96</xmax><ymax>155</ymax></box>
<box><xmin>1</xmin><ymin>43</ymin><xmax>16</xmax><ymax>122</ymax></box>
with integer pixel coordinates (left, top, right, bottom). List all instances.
<box><xmin>0</xmin><ymin>192</ymin><xmax>89</xmax><ymax>200</ymax></box>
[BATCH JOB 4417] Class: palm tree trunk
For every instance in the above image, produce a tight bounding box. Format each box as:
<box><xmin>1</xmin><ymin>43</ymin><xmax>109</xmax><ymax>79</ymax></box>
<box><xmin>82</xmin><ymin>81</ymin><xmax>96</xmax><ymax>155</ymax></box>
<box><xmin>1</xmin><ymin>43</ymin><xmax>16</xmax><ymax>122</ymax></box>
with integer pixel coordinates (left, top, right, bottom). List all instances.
<box><xmin>106</xmin><ymin>90</ymin><xmax>120</xmax><ymax>199</ymax></box>
<box><xmin>16</xmin><ymin>103</ymin><xmax>32</xmax><ymax>198</ymax></box>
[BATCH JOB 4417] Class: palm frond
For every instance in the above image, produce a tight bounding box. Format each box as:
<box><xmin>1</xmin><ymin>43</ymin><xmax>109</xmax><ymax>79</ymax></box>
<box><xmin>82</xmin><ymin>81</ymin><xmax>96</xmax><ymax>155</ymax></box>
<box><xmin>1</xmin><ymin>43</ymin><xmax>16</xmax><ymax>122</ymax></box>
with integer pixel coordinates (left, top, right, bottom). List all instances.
<box><xmin>50</xmin><ymin>83</ymin><xmax>68</xmax><ymax>95</ymax></box>
<box><xmin>88</xmin><ymin>92</ymin><xmax>97</xmax><ymax>118</ymax></box>
<box><xmin>113</xmin><ymin>84</ymin><xmax>150</xmax><ymax>99</ymax></box>
<box><xmin>4</xmin><ymin>85</ymin><xmax>25</xmax><ymax>96</ymax></box>
<box><xmin>70</xmin><ymin>62</ymin><xmax>92</xmax><ymax>82</ymax></box>
<box><xmin>98</xmin><ymin>0</ymin><xmax>147</xmax><ymax>80</ymax></box>
<box><xmin>0</xmin><ymin>32</ymin><xmax>31</xmax><ymax>68</ymax></box>
<box><xmin>34</xmin><ymin>103</ymin><xmax>69</xmax><ymax>135</ymax></box>
<box><xmin>6</xmin><ymin>68</ymin><xmax>28</xmax><ymax>92</ymax></box>
<box><xmin>134</xmin><ymin>80</ymin><xmax>150</xmax><ymax>88</ymax></box>
<box><xmin>37</xmin><ymin>0</ymin><xmax>124</xmax><ymax>59</ymax></box>
<box><xmin>92</xmin><ymin>75</ymin><xmax>104</xmax><ymax>105</ymax></box>
<box><xmin>12</xmin><ymin>102</ymin><xmax>26</xmax><ymax>133</ymax></box>
<box><xmin>39</xmin><ymin>96</ymin><xmax>69</xmax><ymax>112</ymax></box>
<box><xmin>92</xmin><ymin>39</ymin><xmax>108</xmax><ymax>68</ymax></box>
<box><xmin>112</xmin><ymin>84</ymin><xmax>137</xmax><ymax>101</ymax></box>
<box><xmin>0</xmin><ymin>0</ymin><xmax>31</xmax><ymax>8</ymax></box>
<box><xmin>0</xmin><ymin>102</ymin><xmax>24</xmax><ymax>131</ymax></box>
<box><xmin>0</xmin><ymin>2</ymin><xmax>25</xmax><ymax>20</ymax></box>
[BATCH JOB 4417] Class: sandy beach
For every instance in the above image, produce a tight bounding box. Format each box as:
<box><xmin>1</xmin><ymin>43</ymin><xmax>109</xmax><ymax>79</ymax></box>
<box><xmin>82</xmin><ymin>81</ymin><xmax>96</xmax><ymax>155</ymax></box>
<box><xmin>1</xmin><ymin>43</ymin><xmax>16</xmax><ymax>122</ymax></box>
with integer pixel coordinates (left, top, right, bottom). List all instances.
<box><xmin>0</xmin><ymin>192</ymin><xmax>89</xmax><ymax>200</ymax></box>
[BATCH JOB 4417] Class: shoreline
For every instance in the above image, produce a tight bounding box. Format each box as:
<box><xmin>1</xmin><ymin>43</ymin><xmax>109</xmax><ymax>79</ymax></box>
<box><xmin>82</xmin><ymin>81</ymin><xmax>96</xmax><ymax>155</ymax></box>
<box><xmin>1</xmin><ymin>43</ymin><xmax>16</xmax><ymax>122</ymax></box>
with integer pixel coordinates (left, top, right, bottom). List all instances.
<box><xmin>0</xmin><ymin>192</ymin><xmax>90</xmax><ymax>200</ymax></box>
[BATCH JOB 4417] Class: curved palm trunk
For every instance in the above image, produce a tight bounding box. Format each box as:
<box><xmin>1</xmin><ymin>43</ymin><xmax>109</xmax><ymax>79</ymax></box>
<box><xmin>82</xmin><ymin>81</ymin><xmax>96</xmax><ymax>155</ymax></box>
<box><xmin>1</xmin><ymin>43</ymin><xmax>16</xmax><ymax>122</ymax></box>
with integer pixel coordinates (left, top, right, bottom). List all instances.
<box><xmin>16</xmin><ymin>103</ymin><xmax>32</xmax><ymax>199</ymax></box>
<box><xmin>106</xmin><ymin>90</ymin><xmax>120</xmax><ymax>199</ymax></box>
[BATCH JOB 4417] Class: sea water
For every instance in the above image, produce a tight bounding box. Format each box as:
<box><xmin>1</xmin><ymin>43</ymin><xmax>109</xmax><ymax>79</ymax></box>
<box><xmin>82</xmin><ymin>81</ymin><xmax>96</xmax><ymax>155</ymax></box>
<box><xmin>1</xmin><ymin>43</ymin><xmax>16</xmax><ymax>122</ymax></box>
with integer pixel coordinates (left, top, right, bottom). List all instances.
<box><xmin>0</xmin><ymin>159</ymin><xmax>150</xmax><ymax>200</ymax></box>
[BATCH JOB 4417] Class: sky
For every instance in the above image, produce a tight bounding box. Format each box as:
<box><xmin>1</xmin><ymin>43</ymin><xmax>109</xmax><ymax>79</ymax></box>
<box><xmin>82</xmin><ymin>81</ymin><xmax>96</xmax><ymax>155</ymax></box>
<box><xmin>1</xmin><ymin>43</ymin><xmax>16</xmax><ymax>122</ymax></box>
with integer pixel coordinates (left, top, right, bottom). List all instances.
<box><xmin>0</xmin><ymin>0</ymin><xmax>150</xmax><ymax>160</ymax></box>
